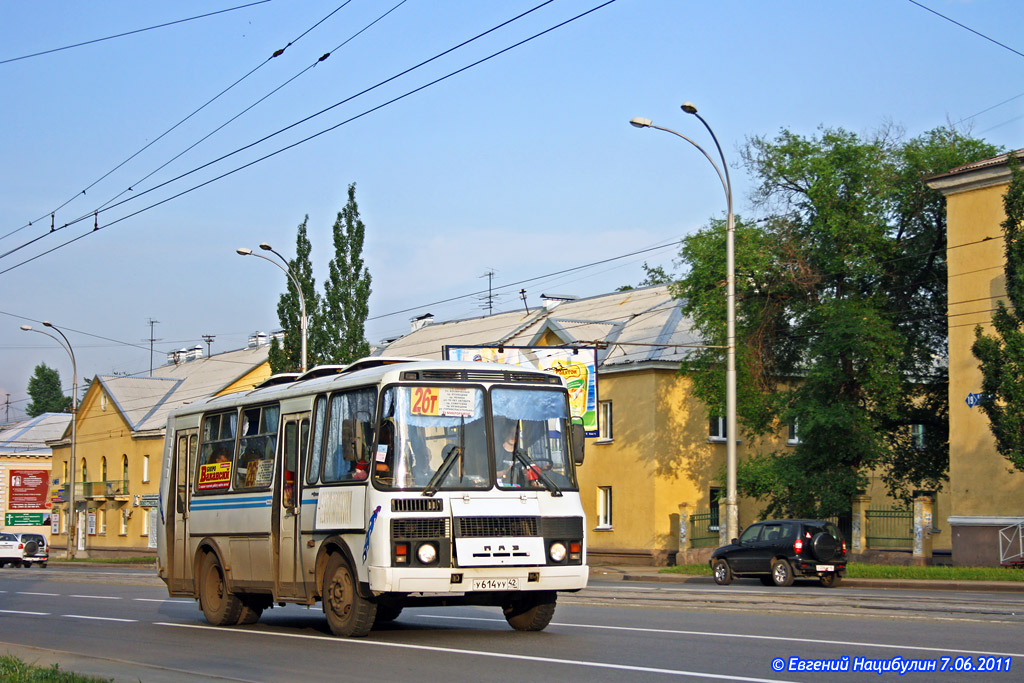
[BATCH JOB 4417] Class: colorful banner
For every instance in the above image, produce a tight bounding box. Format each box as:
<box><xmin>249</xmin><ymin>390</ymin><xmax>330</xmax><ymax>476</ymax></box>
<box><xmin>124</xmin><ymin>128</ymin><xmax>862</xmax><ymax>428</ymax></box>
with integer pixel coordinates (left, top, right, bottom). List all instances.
<box><xmin>197</xmin><ymin>462</ymin><xmax>232</xmax><ymax>491</ymax></box>
<box><xmin>5</xmin><ymin>512</ymin><xmax>49</xmax><ymax>526</ymax></box>
<box><xmin>444</xmin><ymin>345</ymin><xmax>599</xmax><ymax>436</ymax></box>
<box><xmin>9</xmin><ymin>469</ymin><xmax>49</xmax><ymax>510</ymax></box>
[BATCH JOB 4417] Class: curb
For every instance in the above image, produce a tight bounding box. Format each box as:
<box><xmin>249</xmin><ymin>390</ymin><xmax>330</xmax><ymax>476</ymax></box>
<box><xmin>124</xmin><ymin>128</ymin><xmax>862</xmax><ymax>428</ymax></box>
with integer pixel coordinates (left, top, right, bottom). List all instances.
<box><xmin>603</xmin><ymin>570</ymin><xmax>1024</xmax><ymax>592</ymax></box>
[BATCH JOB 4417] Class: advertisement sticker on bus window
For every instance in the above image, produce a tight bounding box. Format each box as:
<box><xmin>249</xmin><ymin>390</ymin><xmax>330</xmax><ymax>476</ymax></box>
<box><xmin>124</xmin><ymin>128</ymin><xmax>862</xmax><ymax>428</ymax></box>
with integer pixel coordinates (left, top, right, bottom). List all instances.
<box><xmin>410</xmin><ymin>387</ymin><xmax>475</xmax><ymax>417</ymax></box>
<box><xmin>197</xmin><ymin>462</ymin><xmax>231</xmax><ymax>491</ymax></box>
<box><xmin>375</xmin><ymin>444</ymin><xmax>388</xmax><ymax>462</ymax></box>
<box><xmin>243</xmin><ymin>460</ymin><xmax>275</xmax><ymax>488</ymax></box>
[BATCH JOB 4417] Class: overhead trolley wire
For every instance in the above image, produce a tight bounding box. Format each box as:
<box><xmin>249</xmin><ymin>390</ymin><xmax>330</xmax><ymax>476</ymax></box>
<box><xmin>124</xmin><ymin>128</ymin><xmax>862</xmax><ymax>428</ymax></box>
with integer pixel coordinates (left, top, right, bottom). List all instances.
<box><xmin>0</xmin><ymin>0</ymin><xmax>617</xmax><ymax>277</ymax></box>
<box><xmin>0</xmin><ymin>1</ymin><xmax>273</xmax><ymax>66</ymax></box>
<box><xmin>1</xmin><ymin>1</ymin><xmax>353</xmax><ymax>248</ymax></box>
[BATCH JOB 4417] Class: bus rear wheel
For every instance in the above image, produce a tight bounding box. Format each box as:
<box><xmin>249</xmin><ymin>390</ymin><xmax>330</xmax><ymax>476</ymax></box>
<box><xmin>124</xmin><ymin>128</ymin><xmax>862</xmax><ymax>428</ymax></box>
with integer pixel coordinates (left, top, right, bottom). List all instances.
<box><xmin>200</xmin><ymin>552</ymin><xmax>243</xmax><ymax>626</ymax></box>
<box><xmin>503</xmin><ymin>591</ymin><xmax>556</xmax><ymax>631</ymax></box>
<box><xmin>323</xmin><ymin>553</ymin><xmax>375</xmax><ymax>637</ymax></box>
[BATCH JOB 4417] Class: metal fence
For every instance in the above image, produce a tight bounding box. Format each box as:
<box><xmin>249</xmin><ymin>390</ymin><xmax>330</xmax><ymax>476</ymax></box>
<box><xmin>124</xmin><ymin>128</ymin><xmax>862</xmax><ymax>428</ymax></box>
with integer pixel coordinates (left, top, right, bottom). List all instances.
<box><xmin>865</xmin><ymin>507</ymin><xmax>913</xmax><ymax>549</ymax></box>
<box><xmin>688</xmin><ymin>509</ymin><xmax>720</xmax><ymax>548</ymax></box>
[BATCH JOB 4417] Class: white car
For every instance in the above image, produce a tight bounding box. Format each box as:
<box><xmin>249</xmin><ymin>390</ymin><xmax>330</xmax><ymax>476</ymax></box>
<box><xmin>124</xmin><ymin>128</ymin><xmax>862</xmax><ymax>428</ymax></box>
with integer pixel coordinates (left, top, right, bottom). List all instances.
<box><xmin>0</xmin><ymin>532</ymin><xmax>23</xmax><ymax>567</ymax></box>
<box><xmin>14</xmin><ymin>533</ymin><xmax>48</xmax><ymax>568</ymax></box>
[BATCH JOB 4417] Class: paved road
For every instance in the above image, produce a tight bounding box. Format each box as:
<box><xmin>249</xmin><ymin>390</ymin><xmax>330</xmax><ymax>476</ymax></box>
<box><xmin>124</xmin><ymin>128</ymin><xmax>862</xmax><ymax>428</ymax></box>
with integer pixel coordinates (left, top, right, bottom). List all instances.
<box><xmin>1</xmin><ymin>566</ymin><xmax>1021</xmax><ymax>682</ymax></box>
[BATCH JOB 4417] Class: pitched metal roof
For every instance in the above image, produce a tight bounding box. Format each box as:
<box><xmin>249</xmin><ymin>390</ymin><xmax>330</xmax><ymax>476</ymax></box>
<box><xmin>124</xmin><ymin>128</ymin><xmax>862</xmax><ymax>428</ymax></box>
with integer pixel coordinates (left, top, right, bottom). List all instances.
<box><xmin>378</xmin><ymin>285</ymin><xmax>699</xmax><ymax>370</ymax></box>
<box><xmin>0</xmin><ymin>413</ymin><xmax>72</xmax><ymax>457</ymax></box>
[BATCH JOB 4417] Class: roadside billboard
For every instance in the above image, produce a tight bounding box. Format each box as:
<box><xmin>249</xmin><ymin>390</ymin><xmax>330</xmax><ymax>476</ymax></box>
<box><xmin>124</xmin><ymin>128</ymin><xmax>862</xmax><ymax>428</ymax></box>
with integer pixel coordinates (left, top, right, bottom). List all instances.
<box><xmin>444</xmin><ymin>345</ymin><xmax>599</xmax><ymax>436</ymax></box>
<box><xmin>8</xmin><ymin>469</ymin><xmax>49</xmax><ymax>510</ymax></box>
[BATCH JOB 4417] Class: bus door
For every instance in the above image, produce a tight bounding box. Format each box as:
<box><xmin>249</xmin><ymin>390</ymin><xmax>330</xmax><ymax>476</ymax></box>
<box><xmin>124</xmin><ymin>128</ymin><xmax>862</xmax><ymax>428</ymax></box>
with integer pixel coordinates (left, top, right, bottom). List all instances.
<box><xmin>275</xmin><ymin>413</ymin><xmax>309</xmax><ymax>600</ymax></box>
<box><xmin>171</xmin><ymin>429</ymin><xmax>197</xmax><ymax>594</ymax></box>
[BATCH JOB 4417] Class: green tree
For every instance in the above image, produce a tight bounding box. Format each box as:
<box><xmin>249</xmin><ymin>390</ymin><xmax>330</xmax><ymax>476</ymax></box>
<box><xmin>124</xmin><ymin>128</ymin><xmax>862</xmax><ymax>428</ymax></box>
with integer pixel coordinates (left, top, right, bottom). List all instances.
<box><xmin>675</xmin><ymin>125</ymin><xmax>998</xmax><ymax>517</ymax></box>
<box><xmin>268</xmin><ymin>216</ymin><xmax>321</xmax><ymax>374</ymax></box>
<box><xmin>972</xmin><ymin>155</ymin><xmax>1024</xmax><ymax>471</ymax></box>
<box><xmin>318</xmin><ymin>183</ymin><xmax>372</xmax><ymax>364</ymax></box>
<box><xmin>26</xmin><ymin>363</ymin><xmax>71</xmax><ymax>416</ymax></box>
<box><xmin>617</xmin><ymin>262</ymin><xmax>675</xmax><ymax>291</ymax></box>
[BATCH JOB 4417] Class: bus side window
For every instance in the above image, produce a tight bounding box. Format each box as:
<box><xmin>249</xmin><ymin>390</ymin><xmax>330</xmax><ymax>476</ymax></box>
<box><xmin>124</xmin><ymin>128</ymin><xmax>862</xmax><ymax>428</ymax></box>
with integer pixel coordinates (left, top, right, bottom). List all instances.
<box><xmin>307</xmin><ymin>396</ymin><xmax>326</xmax><ymax>486</ymax></box>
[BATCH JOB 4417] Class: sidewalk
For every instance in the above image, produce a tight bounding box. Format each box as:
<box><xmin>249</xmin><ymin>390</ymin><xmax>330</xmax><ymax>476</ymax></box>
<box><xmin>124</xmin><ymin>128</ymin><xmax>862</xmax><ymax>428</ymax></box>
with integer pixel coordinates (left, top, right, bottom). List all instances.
<box><xmin>589</xmin><ymin>564</ymin><xmax>1024</xmax><ymax>592</ymax></box>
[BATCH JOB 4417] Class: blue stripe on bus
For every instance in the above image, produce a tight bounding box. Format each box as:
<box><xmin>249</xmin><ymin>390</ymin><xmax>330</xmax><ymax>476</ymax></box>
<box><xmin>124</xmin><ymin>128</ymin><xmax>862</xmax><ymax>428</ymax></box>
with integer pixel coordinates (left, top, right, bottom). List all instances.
<box><xmin>191</xmin><ymin>496</ymin><xmax>272</xmax><ymax>510</ymax></box>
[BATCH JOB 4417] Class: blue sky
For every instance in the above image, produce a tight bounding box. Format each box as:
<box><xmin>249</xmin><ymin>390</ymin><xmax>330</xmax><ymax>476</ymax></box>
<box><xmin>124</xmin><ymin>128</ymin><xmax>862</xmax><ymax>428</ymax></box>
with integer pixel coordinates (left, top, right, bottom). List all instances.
<box><xmin>1</xmin><ymin>0</ymin><xmax>1022</xmax><ymax>421</ymax></box>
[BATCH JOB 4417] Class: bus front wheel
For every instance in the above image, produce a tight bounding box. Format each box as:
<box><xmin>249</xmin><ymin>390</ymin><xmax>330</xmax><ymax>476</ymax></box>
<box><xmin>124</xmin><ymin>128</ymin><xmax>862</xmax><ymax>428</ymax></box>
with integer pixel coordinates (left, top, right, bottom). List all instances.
<box><xmin>503</xmin><ymin>591</ymin><xmax>556</xmax><ymax>631</ymax></box>
<box><xmin>199</xmin><ymin>552</ymin><xmax>243</xmax><ymax>626</ymax></box>
<box><xmin>323</xmin><ymin>553</ymin><xmax>376</xmax><ymax>637</ymax></box>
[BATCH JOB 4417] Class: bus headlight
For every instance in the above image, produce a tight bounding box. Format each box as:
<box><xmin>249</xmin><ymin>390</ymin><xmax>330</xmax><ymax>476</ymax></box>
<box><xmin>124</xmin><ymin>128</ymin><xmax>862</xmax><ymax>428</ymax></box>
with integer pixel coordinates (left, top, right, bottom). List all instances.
<box><xmin>549</xmin><ymin>542</ymin><xmax>567</xmax><ymax>563</ymax></box>
<box><xmin>417</xmin><ymin>542</ymin><xmax>438</xmax><ymax>565</ymax></box>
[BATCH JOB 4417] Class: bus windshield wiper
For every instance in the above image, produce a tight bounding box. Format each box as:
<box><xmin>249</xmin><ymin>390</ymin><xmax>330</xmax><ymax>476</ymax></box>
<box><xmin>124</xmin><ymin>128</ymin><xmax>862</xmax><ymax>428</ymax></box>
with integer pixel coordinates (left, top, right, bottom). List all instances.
<box><xmin>510</xmin><ymin>448</ymin><xmax>562</xmax><ymax>497</ymax></box>
<box><xmin>423</xmin><ymin>444</ymin><xmax>462</xmax><ymax>497</ymax></box>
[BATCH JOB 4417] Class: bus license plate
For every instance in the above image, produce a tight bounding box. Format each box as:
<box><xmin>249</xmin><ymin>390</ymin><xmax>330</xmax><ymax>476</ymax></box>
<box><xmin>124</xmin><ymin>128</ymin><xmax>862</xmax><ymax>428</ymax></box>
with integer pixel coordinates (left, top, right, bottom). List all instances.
<box><xmin>817</xmin><ymin>565</ymin><xmax>834</xmax><ymax>572</ymax></box>
<box><xmin>472</xmin><ymin>577</ymin><xmax>520</xmax><ymax>591</ymax></box>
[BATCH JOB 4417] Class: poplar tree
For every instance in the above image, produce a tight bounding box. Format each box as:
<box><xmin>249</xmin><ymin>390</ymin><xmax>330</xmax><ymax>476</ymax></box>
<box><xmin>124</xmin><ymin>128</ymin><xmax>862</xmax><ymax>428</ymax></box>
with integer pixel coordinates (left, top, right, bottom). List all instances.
<box><xmin>318</xmin><ymin>183</ymin><xmax>372</xmax><ymax>364</ymax></box>
<box><xmin>972</xmin><ymin>155</ymin><xmax>1024</xmax><ymax>471</ymax></box>
<box><xmin>268</xmin><ymin>216</ymin><xmax>321</xmax><ymax>374</ymax></box>
<box><xmin>26</xmin><ymin>363</ymin><xmax>72</xmax><ymax>416</ymax></box>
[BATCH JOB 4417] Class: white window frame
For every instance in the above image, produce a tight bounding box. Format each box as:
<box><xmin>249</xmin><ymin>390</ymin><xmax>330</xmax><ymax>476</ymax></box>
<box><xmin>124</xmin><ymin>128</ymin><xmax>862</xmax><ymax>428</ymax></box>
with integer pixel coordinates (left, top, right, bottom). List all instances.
<box><xmin>143</xmin><ymin>454</ymin><xmax>150</xmax><ymax>483</ymax></box>
<box><xmin>598</xmin><ymin>401</ymin><xmax>613</xmax><ymax>442</ymax></box>
<box><xmin>596</xmin><ymin>486</ymin><xmax>613</xmax><ymax>530</ymax></box>
<box><xmin>911</xmin><ymin>424</ymin><xmax>925</xmax><ymax>450</ymax></box>
<box><xmin>787</xmin><ymin>419</ymin><xmax>800</xmax><ymax>446</ymax></box>
<box><xmin>709</xmin><ymin>416</ymin><xmax>726</xmax><ymax>443</ymax></box>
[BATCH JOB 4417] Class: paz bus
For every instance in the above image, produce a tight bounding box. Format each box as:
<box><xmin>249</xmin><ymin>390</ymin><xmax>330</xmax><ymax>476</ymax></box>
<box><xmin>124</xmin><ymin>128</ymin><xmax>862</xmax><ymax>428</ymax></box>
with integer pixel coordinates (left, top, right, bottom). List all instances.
<box><xmin>156</xmin><ymin>358</ymin><xmax>588</xmax><ymax>636</ymax></box>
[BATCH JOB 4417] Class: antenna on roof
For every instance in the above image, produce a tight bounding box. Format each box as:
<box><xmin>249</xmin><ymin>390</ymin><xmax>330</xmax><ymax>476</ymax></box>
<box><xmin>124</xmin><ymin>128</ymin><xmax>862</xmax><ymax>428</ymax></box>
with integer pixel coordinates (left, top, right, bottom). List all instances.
<box><xmin>144</xmin><ymin>318</ymin><xmax>161</xmax><ymax>376</ymax></box>
<box><xmin>519</xmin><ymin>289</ymin><xmax>529</xmax><ymax>314</ymax></box>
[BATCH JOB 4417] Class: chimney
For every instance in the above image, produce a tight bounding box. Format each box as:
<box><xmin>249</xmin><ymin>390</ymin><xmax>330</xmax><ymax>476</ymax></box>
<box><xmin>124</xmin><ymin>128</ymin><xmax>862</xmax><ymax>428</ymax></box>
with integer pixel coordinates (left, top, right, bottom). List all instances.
<box><xmin>411</xmin><ymin>313</ymin><xmax>434</xmax><ymax>332</ymax></box>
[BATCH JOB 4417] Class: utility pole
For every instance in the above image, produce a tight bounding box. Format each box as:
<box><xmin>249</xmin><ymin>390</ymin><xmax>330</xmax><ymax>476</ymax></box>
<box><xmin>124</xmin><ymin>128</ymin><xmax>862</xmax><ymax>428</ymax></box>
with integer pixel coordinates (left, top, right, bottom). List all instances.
<box><xmin>519</xmin><ymin>289</ymin><xmax>529</xmax><ymax>314</ymax></box>
<box><xmin>144</xmin><ymin>318</ymin><xmax>161</xmax><ymax>376</ymax></box>
<box><xmin>202</xmin><ymin>334</ymin><xmax>215</xmax><ymax>357</ymax></box>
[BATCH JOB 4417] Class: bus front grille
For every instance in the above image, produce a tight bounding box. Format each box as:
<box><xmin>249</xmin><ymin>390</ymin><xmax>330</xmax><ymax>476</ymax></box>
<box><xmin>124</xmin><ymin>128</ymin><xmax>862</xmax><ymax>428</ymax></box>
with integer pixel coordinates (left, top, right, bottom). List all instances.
<box><xmin>456</xmin><ymin>516</ymin><xmax>539</xmax><ymax>538</ymax></box>
<box><xmin>392</xmin><ymin>518</ymin><xmax>450</xmax><ymax>540</ymax></box>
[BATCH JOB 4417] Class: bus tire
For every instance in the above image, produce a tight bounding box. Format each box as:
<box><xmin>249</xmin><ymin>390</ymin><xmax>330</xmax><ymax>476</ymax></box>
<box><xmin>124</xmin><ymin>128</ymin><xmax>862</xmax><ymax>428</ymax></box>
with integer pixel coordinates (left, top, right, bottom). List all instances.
<box><xmin>503</xmin><ymin>591</ymin><xmax>556</xmax><ymax>631</ymax></box>
<box><xmin>374</xmin><ymin>604</ymin><xmax>403</xmax><ymax>625</ymax></box>
<box><xmin>236</xmin><ymin>596</ymin><xmax>265</xmax><ymax>625</ymax></box>
<box><xmin>199</xmin><ymin>552</ymin><xmax>243</xmax><ymax>626</ymax></box>
<box><xmin>323</xmin><ymin>553</ymin><xmax>375</xmax><ymax>637</ymax></box>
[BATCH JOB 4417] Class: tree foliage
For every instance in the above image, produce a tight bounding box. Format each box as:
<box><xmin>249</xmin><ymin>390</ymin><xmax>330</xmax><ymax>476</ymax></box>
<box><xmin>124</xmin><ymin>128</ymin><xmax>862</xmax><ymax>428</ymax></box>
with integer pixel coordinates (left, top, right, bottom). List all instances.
<box><xmin>268</xmin><ymin>216</ymin><xmax>321</xmax><ymax>374</ymax></box>
<box><xmin>26</xmin><ymin>363</ymin><xmax>71</xmax><ymax>416</ymax></box>
<box><xmin>318</xmin><ymin>183</ymin><xmax>372</xmax><ymax>365</ymax></box>
<box><xmin>675</xmin><ymin>125</ymin><xmax>998</xmax><ymax>517</ymax></box>
<box><xmin>972</xmin><ymin>155</ymin><xmax>1024</xmax><ymax>471</ymax></box>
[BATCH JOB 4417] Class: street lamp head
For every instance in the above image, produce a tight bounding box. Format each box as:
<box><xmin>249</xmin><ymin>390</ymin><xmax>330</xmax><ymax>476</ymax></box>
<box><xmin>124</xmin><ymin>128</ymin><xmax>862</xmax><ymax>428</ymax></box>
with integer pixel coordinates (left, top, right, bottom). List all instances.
<box><xmin>259</xmin><ymin>242</ymin><xmax>273</xmax><ymax>251</ymax></box>
<box><xmin>236</xmin><ymin>247</ymin><xmax>252</xmax><ymax>256</ymax></box>
<box><xmin>680</xmin><ymin>102</ymin><xmax>698</xmax><ymax>115</ymax></box>
<box><xmin>20</xmin><ymin>325</ymin><xmax>32</xmax><ymax>331</ymax></box>
<box><xmin>629</xmin><ymin>117</ymin><xmax>653</xmax><ymax>129</ymax></box>
<box><xmin>42</xmin><ymin>320</ymin><xmax>54</xmax><ymax>328</ymax></box>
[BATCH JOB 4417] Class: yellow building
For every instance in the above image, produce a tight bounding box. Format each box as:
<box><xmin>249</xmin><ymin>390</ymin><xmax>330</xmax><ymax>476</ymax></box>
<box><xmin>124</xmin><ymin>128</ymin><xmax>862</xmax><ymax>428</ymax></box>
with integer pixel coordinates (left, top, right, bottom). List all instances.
<box><xmin>929</xmin><ymin>150</ymin><xmax>1024</xmax><ymax>566</ymax></box>
<box><xmin>0</xmin><ymin>413</ymin><xmax>70</xmax><ymax>544</ymax></box>
<box><xmin>48</xmin><ymin>344</ymin><xmax>270</xmax><ymax>559</ymax></box>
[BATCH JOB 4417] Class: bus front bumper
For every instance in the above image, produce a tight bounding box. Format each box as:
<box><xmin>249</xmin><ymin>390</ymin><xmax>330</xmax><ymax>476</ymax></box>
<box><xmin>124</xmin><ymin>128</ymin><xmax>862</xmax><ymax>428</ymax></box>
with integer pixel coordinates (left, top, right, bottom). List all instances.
<box><xmin>368</xmin><ymin>564</ymin><xmax>589</xmax><ymax>595</ymax></box>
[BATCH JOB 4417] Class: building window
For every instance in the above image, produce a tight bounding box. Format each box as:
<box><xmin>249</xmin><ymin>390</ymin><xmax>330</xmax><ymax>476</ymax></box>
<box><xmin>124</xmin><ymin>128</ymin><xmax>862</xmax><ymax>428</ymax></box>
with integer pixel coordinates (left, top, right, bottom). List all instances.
<box><xmin>709</xmin><ymin>416</ymin><xmax>726</xmax><ymax>442</ymax></box>
<box><xmin>911</xmin><ymin>424</ymin><xmax>925</xmax><ymax>450</ymax></box>
<box><xmin>81</xmin><ymin>459</ymin><xmax>88</xmax><ymax>484</ymax></box>
<box><xmin>120</xmin><ymin>509</ymin><xmax>128</xmax><ymax>535</ymax></box>
<box><xmin>596</xmin><ymin>486</ymin><xmax>613</xmax><ymax>529</ymax></box>
<box><xmin>141</xmin><ymin>508</ymin><xmax>149</xmax><ymax>536</ymax></box>
<box><xmin>143</xmin><ymin>455</ymin><xmax>150</xmax><ymax>483</ymax></box>
<box><xmin>787</xmin><ymin>420</ymin><xmax>800</xmax><ymax>445</ymax></box>
<box><xmin>98</xmin><ymin>509</ymin><xmax>106</xmax><ymax>535</ymax></box>
<box><xmin>598</xmin><ymin>401</ymin><xmax>613</xmax><ymax>441</ymax></box>
<box><xmin>101</xmin><ymin>456</ymin><xmax>107</xmax><ymax>482</ymax></box>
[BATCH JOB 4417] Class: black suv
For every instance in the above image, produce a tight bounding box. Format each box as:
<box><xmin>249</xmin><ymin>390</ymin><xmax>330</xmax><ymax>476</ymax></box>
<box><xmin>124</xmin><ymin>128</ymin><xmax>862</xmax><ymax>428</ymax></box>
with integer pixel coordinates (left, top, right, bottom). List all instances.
<box><xmin>710</xmin><ymin>519</ymin><xmax>846</xmax><ymax>587</ymax></box>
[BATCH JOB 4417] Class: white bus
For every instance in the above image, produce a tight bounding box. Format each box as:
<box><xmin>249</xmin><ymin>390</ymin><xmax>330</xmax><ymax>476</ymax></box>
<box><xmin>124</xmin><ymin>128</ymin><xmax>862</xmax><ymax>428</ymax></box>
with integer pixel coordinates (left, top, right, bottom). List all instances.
<box><xmin>157</xmin><ymin>358</ymin><xmax>588</xmax><ymax>637</ymax></box>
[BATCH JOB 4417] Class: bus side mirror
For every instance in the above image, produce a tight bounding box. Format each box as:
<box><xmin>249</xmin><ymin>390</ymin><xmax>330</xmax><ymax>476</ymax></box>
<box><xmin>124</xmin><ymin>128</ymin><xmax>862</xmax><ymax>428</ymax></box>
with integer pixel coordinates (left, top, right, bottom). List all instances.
<box><xmin>571</xmin><ymin>421</ymin><xmax>585</xmax><ymax>466</ymax></box>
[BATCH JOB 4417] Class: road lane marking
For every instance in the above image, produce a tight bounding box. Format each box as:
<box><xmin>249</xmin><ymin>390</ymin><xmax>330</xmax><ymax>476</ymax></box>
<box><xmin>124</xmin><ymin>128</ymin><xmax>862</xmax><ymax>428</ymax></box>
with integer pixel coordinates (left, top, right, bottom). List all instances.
<box><xmin>419</xmin><ymin>615</ymin><xmax>1024</xmax><ymax>659</ymax></box>
<box><xmin>133</xmin><ymin>598</ymin><xmax>193</xmax><ymax>603</ymax></box>
<box><xmin>17</xmin><ymin>591</ymin><xmax>59</xmax><ymax>596</ymax></box>
<box><xmin>0</xmin><ymin>609</ymin><xmax>49</xmax><ymax>616</ymax></box>
<box><xmin>69</xmin><ymin>594</ymin><xmax>122</xmax><ymax>600</ymax></box>
<box><xmin>157</xmin><ymin>622</ymin><xmax>796</xmax><ymax>682</ymax></box>
<box><xmin>64</xmin><ymin>614</ymin><xmax>137</xmax><ymax>623</ymax></box>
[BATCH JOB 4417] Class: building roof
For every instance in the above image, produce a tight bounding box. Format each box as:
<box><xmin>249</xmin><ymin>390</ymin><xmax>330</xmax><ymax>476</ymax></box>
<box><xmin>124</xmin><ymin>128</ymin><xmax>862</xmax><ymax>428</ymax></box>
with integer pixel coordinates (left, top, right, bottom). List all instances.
<box><xmin>0</xmin><ymin>413</ymin><xmax>71</xmax><ymax>457</ymax></box>
<box><xmin>377</xmin><ymin>285</ymin><xmax>700</xmax><ymax>370</ymax></box>
<box><xmin>92</xmin><ymin>345</ymin><xmax>270</xmax><ymax>435</ymax></box>
<box><xmin>928</xmin><ymin>149</ymin><xmax>1024</xmax><ymax>195</ymax></box>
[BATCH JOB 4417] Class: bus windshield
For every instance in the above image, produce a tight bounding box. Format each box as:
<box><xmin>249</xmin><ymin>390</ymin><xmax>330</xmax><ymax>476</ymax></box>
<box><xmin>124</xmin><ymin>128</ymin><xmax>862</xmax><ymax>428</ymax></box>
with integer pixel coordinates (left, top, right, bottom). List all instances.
<box><xmin>374</xmin><ymin>384</ymin><xmax>578</xmax><ymax>493</ymax></box>
<box><xmin>376</xmin><ymin>386</ymin><xmax>490</xmax><ymax>491</ymax></box>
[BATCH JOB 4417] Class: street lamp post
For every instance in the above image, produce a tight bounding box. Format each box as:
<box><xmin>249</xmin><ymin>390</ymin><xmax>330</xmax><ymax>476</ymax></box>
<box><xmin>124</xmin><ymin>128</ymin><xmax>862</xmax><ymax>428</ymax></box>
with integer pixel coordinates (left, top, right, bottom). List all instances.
<box><xmin>630</xmin><ymin>102</ymin><xmax>739</xmax><ymax>544</ymax></box>
<box><xmin>21</xmin><ymin>322</ymin><xmax>79</xmax><ymax>559</ymax></box>
<box><xmin>237</xmin><ymin>243</ymin><xmax>308</xmax><ymax>372</ymax></box>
